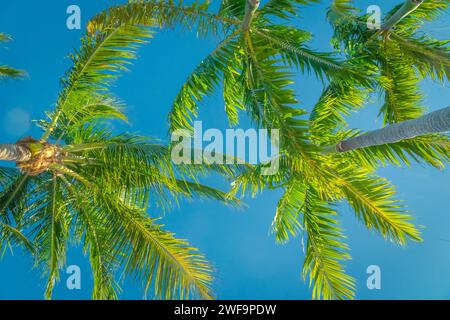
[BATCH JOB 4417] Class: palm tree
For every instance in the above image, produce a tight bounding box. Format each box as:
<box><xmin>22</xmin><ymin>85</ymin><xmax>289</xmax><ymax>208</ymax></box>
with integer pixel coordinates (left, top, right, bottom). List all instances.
<box><xmin>0</xmin><ymin>23</ymin><xmax>240</xmax><ymax>300</ymax></box>
<box><xmin>0</xmin><ymin>33</ymin><xmax>24</xmax><ymax>79</ymax></box>
<box><xmin>315</xmin><ymin>0</ymin><xmax>450</xmax><ymax>154</ymax></box>
<box><xmin>85</xmin><ymin>0</ymin><xmax>450</xmax><ymax>300</ymax></box>
<box><xmin>315</xmin><ymin>0</ymin><xmax>448</xmax><ymax>129</ymax></box>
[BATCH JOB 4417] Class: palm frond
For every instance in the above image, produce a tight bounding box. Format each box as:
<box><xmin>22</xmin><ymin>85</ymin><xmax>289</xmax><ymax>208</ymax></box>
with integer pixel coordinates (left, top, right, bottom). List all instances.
<box><xmin>310</xmin><ymin>80</ymin><xmax>370</xmax><ymax>143</ymax></box>
<box><xmin>0</xmin><ymin>174</ymin><xmax>30</xmax><ymax>222</ymax></box>
<box><xmin>391</xmin><ymin>33</ymin><xmax>450</xmax><ymax>82</ymax></box>
<box><xmin>89</xmin><ymin>0</ymin><xmax>240</xmax><ymax>38</ymax></box>
<box><xmin>61</xmin><ymin>127</ymin><xmax>239</xmax><ymax>210</ymax></box>
<box><xmin>0</xmin><ymin>66</ymin><xmax>24</xmax><ymax>79</ymax></box>
<box><xmin>88</xmin><ymin>188</ymin><xmax>214</xmax><ymax>299</ymax></box>
<box><xmin>337</xmin><ymin>167</ymin><xmax>422</xmax><ymax>245</ymax></box>
<box><xmin>41</xmin><ymin>24</ymin><xmax>153</xmax><ymax>140</ymax></box>
<box><xmin>271</xmin><ymin>178</ymin><xmax>305</xmax><ymax>243</ymax></box>
<box><xmin>218</xmin><ymin>0</ymin><xmax>246</xmax><ymax>19</ymax></box>
<box><xmin>252</xmin><ymin>27</ymin><xmax>368</xmax><ymax>83</ymax></box>
<box><xmin>29</xmin><ymin>177</ymin><xmax>69</xmax><ymax>299</ymax></box>
<box><xmin>61</xmin><ymin>175</ymin><xmax>120</xmax><ymax>300</ymax></box>
<box><xmin>261</xmin><ymin>0</ymin><xmax>320</xmax><ymax>19</ymax></box>
<box><xmin>169</xmin><ymin>31</ymin><xmax>242</xmax><ymax>131</ymax></box>
<box><xmin>390</xmin><ymin>0</ymin><xmax>449</xmax><ymax>35</ymax></box>
<box><xmin>327</xmin><ymin>0</ymin><xmax>359</xmax><ymax>25</ymax></box>
<box><xmin>301</xmin><ymin>187</ymin><xmax>355</xmax><ymax>300</ymax></box>
<box><xmin>0</xmin><ymin>33</ymin><xmax>24</xmax><ymax>80</ymax></box>
<box><xmin>379</xmin><ymin>45</ymin><xmax>424</xmax><ymax>124</ymax></box>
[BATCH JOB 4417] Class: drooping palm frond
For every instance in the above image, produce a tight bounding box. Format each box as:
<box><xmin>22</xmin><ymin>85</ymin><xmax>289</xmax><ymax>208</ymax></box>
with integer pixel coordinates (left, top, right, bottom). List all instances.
<box><xmin>378</xmin><ymin>45</ymin><xmax>425</xmax><ymax>125</ymax></box>
<box><xmin>64</xmin><ymin>178</ymin><xmax>215</xmax><ymax>300</ymax></box>
<box><xmin>269</xmin><ymin>176</ymin><xmax>355</xmax><ymax>300</ymax></box>
<box><xmin>64</xmin><ymin>175</ymin><xmax>120</xmax><ymax>300</ymax></box>
<box><xmin>301</xmin><ymin>188</ymin><xmax>354</xmax><ymax>300</ymax></box>
<box><xmin>0</xmin><ymin>168</ymin><xmax>34</xmax><ymax>251</ymax></box>
<box><xmin>0</xmin><ymin>173</ymin><xmax>31</xmax><ymax>223</ymax></box>
<box><xmin>39</xmin><ymin>178</ymin><xmax>70</xmax><ymax>299</ymax></box>
<box><xmin>271</xmin><ymin>178</ymin><xmax>304</xmax><ymax>243</ymax></box>
<box><xmin>231</xmin><ymin>142</ymin><xmax>421</xmax><ymax>299</ymax></box>
<box><xmin>336</xmin><ymin>166</ymin><xmax>421</xmax><ymax>245</ymax></box>
<box><xmin>390</xmin><ymin>33</ymin><xmax>450</xmax><ymax>81</ymax></box>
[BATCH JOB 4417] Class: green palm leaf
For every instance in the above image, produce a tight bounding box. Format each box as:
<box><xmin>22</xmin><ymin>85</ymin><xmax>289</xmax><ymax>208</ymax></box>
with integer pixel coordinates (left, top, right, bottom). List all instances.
<box><xmin>389</xmin><ymin>0</ymin><xmax>449</xmax><ymax>35</ymax></box>
<box><xmin>41</xmin><ymin>25</ymin><xmax>154</xmax><ymax>140</ymax></box>
<box><xmin>261</xmin><ymin>0</ymin><xmax>320</xmax><ymax>19</ymax></box>
<box><xmin>337</xmin><ymin>167</ymin><xmax>421</xmax><ymax>244</ymax></box>
<box><xmin>301</xmin><ymin>188</ymin><xmax>355</xmax><ymax>300</ymax></box>
<box><xmin>0</xmin><ymin>33</ymin><xmax>24</xmax><ymax>80</ymax></box>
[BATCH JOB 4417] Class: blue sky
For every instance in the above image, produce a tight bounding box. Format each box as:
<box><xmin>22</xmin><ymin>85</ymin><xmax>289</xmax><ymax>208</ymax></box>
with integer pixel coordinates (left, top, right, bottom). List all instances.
<box><xmin>0</xmin><ymin>0</ymin><xmax>449</xmax><ymax>299</ymax></box>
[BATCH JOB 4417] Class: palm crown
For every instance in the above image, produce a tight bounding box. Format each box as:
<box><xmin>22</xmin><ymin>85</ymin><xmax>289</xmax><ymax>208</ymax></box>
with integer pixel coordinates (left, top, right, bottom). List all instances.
<box><xmin>326</xmin><ymin>0</ymin><xmax>449</xmax><ymax>125</ymax></box>
<box><xmin>0</xmin><ymin>26</ymin><xmax>241</xmax><ymax>300</ymax></box>
<box><xmin>313</xmin><ymin>0</ymin><xmax>450</xmax><ymax>154</ymax></box>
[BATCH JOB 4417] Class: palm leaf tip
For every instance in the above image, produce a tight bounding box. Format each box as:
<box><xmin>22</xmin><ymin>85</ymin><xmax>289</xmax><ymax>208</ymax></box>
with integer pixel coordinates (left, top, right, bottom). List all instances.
<box><xmin>340</xmin><ymin>169</ymin><xmax>422</xmax><ymax>245</ymax></box>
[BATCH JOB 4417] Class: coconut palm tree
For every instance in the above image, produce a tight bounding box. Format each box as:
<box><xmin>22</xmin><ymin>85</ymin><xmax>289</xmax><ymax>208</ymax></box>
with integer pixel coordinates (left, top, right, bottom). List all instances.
<box><xmin>314</xmin><ymin>0</ymin><xmax>450</xmax><ymax>154</ymax></box>
<box><xmin>0</xmin><ymin>33</ymin><xmax>24</xmax><ymax>79</ymax></box>
<box><xmin>313</xmin><ymin>0</ymin><xmax>449</xmax><ymax>147</ymax></box>
<box><xmin>0</xmin><ymin>23</ymin><xmax>241</xmax><ymax>300</ymax></box>
<box><xmin>85</xmin><ymin>0</ymin><xmax>450</xmax><ymax>300</ymax></box>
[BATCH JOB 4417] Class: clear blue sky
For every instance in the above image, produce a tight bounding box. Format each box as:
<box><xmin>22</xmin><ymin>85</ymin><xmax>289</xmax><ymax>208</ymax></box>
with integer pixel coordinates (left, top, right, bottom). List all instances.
<box><xmin>0</xmin><ymin>0</ymin><xmax>449</xmax><ymax>300</ymax></box>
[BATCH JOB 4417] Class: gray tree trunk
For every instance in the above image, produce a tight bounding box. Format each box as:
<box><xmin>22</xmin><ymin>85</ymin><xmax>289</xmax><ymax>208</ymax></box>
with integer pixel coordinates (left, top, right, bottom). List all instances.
<box><xmin>328</xmin><ymin>106</ymin><xmax>450</xmax><ymax>153</ymax></box>
<box><xmin>242</xmin><ymin>0</ymin><xmax>260</xmax><ymax>31</ymax></box>
<box><xmin>0</xmin><ymin>144</ymin><xmax>32</xmax><ymax>162</ymax></box>
<box><xmin>381</xmin><ymin>0</ymin><xmax>425</xmax><ymax>31</ymax></box>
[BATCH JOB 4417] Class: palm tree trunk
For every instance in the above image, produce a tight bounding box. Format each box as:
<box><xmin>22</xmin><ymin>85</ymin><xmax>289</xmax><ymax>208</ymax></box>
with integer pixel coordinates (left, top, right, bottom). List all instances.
<box><xmin>0</xmin><ymin>144</ymin><xmax>32</xmax><ymax>162</ymax></box>
<box><xmin>325</xmin><ymin>106</ymin><xmax>450</xmax><ymax>153</ymax></box>
<box><xmin>381</xmin><ymin>0</ymin><xmax>424</xmax><ymax>31</ymax></box>
<box><xmin>242</xmin><ymin>0</ymin><xmax>260</xmax><ymax>31</ymax></box>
